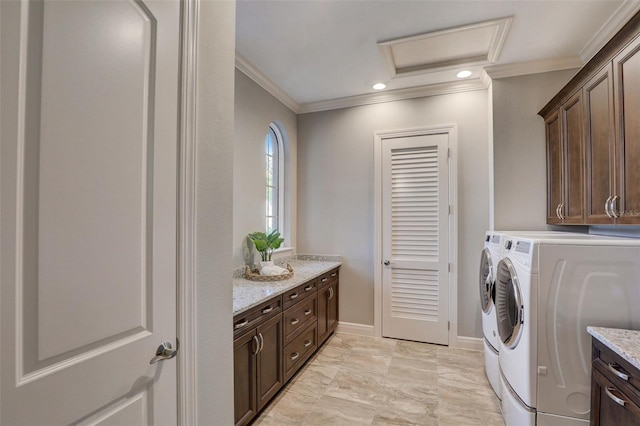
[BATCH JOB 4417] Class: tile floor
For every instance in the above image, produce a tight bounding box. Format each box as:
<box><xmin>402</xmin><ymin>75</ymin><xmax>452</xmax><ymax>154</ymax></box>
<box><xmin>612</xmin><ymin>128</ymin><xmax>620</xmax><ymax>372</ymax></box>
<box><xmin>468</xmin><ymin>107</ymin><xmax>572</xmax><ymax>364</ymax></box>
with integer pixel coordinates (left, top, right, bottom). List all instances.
<box><xmin>253</xmin><ymin>333</ymin><xmax>504</xmax><ymax>425</ymax></box>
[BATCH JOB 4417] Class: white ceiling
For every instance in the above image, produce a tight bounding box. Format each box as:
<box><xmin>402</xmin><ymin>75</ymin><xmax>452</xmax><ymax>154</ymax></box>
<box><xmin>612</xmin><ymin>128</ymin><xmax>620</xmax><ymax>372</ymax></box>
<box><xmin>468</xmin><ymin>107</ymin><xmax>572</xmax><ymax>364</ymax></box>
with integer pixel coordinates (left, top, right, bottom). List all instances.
<box><xmin>236</xmin><ymin>0</ymin><xmax>640</xmax><ymax>112</ymax></box>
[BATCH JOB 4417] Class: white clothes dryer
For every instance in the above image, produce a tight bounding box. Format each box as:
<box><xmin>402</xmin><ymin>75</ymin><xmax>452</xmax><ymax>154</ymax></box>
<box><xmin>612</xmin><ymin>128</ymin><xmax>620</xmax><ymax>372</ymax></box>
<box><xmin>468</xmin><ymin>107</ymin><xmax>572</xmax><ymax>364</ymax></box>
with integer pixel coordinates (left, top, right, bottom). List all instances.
<box><xmin>480</xmin><ymin>231</ymin><xmax>504</xmax><ymax>398</ymax></box>
<box><xmin>495</xmin><ymin>233</ymin><xmax>640</xmax><ymax>426</ymax></box>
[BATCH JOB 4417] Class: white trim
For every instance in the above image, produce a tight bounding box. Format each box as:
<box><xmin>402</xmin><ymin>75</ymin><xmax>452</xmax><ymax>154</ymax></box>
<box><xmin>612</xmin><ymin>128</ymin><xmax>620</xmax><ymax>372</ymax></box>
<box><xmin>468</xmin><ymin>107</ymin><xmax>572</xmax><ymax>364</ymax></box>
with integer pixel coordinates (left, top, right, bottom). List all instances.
<box><xmin>235</xmin><ymin>53</ymin><xmax>301</xmax><ymax>113</ymax></box>
<box><xmin>336</xmin><ymin>322</ymin><xmax>376</xmax><ymax>337</ymax></box>
<box><xmin>484</xmin><ymin>56</ymin><xmax>583</xmax><ymax>80</ymax></box>
<box><xmin>454</xmin><ymin>336</ymin><xmax>484</xmax><ymax>352</ymax></box>
<box><xmin>177</xmin><ymin>0</ymin><xmax>198</xmax><ymax>424</ymax></box>
<box><xmin>373</xmin><ymin>125</ymin><xmax>459</xmax><ymax>346</ymax></box>
<box><xmin>300</xmin><ymin>73</ymin><xmax>491</xmax><ymax>114</ymax></box>
<box><xmin>580</xmin><ymin>0</ymin><xmax>640</xmax><ymax>63</ymax></box>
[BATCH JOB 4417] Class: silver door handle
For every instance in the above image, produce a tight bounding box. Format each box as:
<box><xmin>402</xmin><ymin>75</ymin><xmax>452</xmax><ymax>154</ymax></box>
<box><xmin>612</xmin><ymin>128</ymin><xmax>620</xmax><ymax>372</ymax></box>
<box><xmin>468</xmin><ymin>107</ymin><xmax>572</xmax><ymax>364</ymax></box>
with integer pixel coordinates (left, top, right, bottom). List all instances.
<box><xmin>149</xmin><ymin>340</ymin><xmax>179</xmax><ymax>364</ymax></box>
<box><xmin>605</xmin><ymin>196</ymin><xmax>613</xmax><ymax>218</ymax></box>
<box><xmin>608</xmin><ymin>363</ymin><xmax>629</xmax><ymax>381</ymax></box>
<box><xmin>290</xmin><ymin>318</ymin><xmax>300</xmax><ymax>325</ymax></box>
<box><xmin>258</xmin><ymin>333</ymin><xmax>264</xmax><ymax>353</ymax></box>
<box><xmin>560</xmin><ymin>203</ymin><xmax>565</xmax><ymax>220</ymax></box>
<box><xmin>383</xmin><ymin>260</ymin><xmax>392</xmax><ymax>266</ymax></box>
<box><xmin>611</xmin><ymin>195</ymin><xmax>619</xmax><ymax>218</ymax></box>
<box><xmin>262</xmin><ymin>306</ymin><xmax>273</xmax><ymax>314</ymax></box>
<box><xmin>556</xmin><ymin>204</ymin><xmax>561</xmax><ymax>220</ymax></box>
<box><xmin>304</xmin><ymin>309</ymin><xmax>312</xmax><ymax>316</ymax></box>
<box><xmin>605</xmin><ymin>387</ymin><xmax>626</xmax><ymax>407</ymax></box>
<box><xmin>305</xmin><ymin>285</ymin><xmax>314</xmax><ymax>291</ymax></box>
<box><xmin>235</xmin><ymin>319</ymin><xmax>248</xmax><ymax>329</ymax></box>
<box><xmin>328</xmin><ymin>287</ymin><xmax>334</xmax><ymax>299</ymax></box>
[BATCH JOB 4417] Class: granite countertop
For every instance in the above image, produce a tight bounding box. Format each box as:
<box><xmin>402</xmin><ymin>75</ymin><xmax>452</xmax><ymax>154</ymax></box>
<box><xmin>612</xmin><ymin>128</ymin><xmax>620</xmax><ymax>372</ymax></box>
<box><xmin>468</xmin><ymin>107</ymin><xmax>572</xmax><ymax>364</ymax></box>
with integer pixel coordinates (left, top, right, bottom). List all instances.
<box><xmin>233</xmin><ymin>255</ymin><xmax>341</xmax><ymax>315</ymax></box>
<box><xmin>588</xmin><ymin>326</ymin><xmax>640</xmax><ymax>371</ymax></box>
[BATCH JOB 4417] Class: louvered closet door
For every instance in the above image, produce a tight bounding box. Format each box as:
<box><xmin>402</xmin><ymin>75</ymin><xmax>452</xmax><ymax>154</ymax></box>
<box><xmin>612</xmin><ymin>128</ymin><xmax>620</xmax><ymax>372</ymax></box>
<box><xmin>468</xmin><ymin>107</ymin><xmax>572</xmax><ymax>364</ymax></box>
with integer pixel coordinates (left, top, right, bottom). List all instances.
<box><xmin>381</xmin><ymin>133</ymin><xmax>449</xmax><ymax>344</ymax></box>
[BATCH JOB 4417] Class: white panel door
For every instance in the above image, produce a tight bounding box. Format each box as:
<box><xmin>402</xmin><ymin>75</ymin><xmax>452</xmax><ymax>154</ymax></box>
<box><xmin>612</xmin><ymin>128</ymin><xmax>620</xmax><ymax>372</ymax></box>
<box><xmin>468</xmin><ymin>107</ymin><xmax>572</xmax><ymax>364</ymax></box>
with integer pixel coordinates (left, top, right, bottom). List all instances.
<box><xmin>381</xmin><ymin>133</ymin><xmax>450</xmax><ymax>344</ymax></box>
<box><xmin>1</xmin><ymin>0</ymin><xmax>180</xmax><ymax>424</ymax></box>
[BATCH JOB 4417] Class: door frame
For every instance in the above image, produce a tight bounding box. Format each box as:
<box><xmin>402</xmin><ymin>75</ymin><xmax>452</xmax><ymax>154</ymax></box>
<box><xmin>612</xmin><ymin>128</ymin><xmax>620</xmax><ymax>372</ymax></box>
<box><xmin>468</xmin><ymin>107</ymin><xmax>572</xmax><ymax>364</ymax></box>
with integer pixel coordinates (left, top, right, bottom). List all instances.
<box><xmin>373</xmin><ymin>125</ymin><xmax>459</xmax><ymax>346</ymax></box>
<box><xmin>178</xmin><ymin>0</ymin><xmax>198</xmax><ymax>424</ymax></box>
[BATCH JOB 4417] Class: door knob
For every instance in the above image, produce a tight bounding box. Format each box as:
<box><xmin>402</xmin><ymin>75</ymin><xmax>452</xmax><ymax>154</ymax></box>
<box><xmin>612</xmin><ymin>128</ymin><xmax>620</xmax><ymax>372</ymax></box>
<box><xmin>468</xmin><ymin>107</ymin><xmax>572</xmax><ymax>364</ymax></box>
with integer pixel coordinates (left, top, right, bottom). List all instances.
<box><xmin>149</xmin><ymin>340</ymin><xmax>179</xmax><ymax>364</ymax></box>
<box><xmin>383</xmin><ymin>260</ymin><xmax>391</xmax><ymax>266</ymax></box>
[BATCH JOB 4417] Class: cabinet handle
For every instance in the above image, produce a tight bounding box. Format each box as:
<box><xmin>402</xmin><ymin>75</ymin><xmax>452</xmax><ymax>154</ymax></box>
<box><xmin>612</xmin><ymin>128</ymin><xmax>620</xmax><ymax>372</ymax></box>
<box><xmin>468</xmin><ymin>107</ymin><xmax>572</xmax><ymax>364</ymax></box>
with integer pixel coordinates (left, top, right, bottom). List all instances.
<box><xmin>555</xmin><ymin>203</ymin><xmax>562</xmax><ymax>220</ymax></box>
<box><xmin>304</xmin><ymin>340</ymin><xmax>312</xmax><ymax>348</ymax></box>
<box><xmin>560</xmin><ymin>203</ymin><xmax>565</xmax><ymax>220</ymax></box>
<box><xmin>331</xmin><ymin>272</ymin><xmax>337</xmax><ymax>277</ymax></box>
<box><xmin>605</xmin><ymin>386</ymin><xmax>627</xmax><ymax>407</ymax></box>
<box><xmin>605</xmin><ymin>196</ymin><xmax>613</xmax><ymax>218</ymax></box>
<box><xmin>258</xmin><ymin>333</ymin><xmax>264</xmax><ymax>353</ymax></box>
<box><xmin>235</xmin><ymin>319</ymin><xmax>248</xmax><ymax>330</ymax></box>
<box><xmin>262</xmin><ymin>306</ymin><xmax>273</xmax><ymax>314</ymax></box>
<box><xmin>608</xmin><ymin>363</ymin><xmax>629</xmax><ymax>381</ymax></box>
<box><xmin>290</xmin><ymin>352</ymin><xmax>300</xmax><ymax>361</ymax></box>
<box><xmin>289</xmin><ymin>293</ymin><xmax>298</xmax><ymax>299</ymax></box>
<box><xmin>304</xmin><ymin>309</ymin><xmax>312</xmax><ymax>316</ymax></box>
<box><xmin>328</xmin><ymin>287</ymin><xmax>334</xmax><ymax>299</ymax></box>
<box><xmin>611</xmin><ymin>195</ymin><xmax>619</xmax><ymax>218</ymax></box>
<box><xmin>290</xmin><ymin>318</ymin><xmax>300</xmax><ymax>325</ymax></box>
<box><xmin>252</xmin><ymin>335</ymin><xmax>260</xmax><ymax>355</ymax></box>
<box><xmin>305</xmin><ymin>285</ymin><xmax>313</xmax><ymax>291</ymax></box>
<box><xmin>321</xmin><ymin>278</ymin><xmax>328</xmax><ymax>283</ymax></box>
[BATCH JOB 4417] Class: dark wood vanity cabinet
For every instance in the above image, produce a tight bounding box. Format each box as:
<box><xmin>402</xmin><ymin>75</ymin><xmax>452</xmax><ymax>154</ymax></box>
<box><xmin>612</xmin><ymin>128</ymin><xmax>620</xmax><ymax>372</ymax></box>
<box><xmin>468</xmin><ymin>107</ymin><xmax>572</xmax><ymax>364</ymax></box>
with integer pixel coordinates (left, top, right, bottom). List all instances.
<box><xmin>591</xmin><ymin>339</ymin><xmax>640</xmax><ymax>425</ymax></box>
<box><xmin>233</xmin><ymin>266</ymin><xmax>339</xmax><ymax>425</ymax></box>
<box><xmin>233</xmin><ymin>299</ymin><xmax>284</xmax><ymax>426</ymax></box>
<box><xmin>317</xmin><ymin>269</ymin><xmax>339</xmax><ymax>345</ymax></box>
<box><xmin>540</xmin><ymin>11</ymin><xmax>640</xmax><ymax>225</ymax></box>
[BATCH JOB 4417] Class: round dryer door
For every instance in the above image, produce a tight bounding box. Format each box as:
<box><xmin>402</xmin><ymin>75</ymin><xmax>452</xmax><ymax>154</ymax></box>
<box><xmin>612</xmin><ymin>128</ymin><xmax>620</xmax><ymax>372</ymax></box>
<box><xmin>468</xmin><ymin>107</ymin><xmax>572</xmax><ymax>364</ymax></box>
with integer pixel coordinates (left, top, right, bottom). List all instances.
<box><xmin>479</xmin><ymin>248</ymin><xmax>494</xmax><ymax>314</ymax></box>
<box><xmin>495</xmin><ymin>258</ymin><xmax>524</xmax><ymax>349</ymax></box>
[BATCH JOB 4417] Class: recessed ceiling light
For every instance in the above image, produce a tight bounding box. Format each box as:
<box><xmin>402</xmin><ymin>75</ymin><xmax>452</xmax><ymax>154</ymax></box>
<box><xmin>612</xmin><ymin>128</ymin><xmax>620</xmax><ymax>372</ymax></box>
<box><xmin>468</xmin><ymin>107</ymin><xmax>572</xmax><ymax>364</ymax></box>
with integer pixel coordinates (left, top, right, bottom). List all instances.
<box><xmin>372</xmin><ymin>83</ymin><xmax>386</xmax><ymax>90</ymax></box>
<box><xmin>456</xmin><ymin>70</ymin><xmax>473</xmax><ymax>79</ymax></box>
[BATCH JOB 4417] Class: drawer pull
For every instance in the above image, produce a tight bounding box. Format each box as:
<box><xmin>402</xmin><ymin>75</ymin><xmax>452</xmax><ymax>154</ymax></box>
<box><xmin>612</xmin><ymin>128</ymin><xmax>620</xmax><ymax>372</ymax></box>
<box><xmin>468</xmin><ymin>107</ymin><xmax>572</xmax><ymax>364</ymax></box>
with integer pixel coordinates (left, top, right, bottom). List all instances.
<box><xmin>605</xmin><ymin>386</ymin><xmax>627</xmax><ymax>407</ymax></box>
<box><xmin>304</xmin><ymin>309</ymin><xmax>312</xmax><ymax>316</ymax></box>
<box><xmin>331</xmin><ymin>273</ymin><xmax>337</xmax><ymax>277</ymax></box>
<box><xmin>262</xmin><ymin>306</ymin><xmax>273</xmax><ymax>314</ymax></box>
<box><xmin>608</xmin><ymin>363</ymin><xmax>629</xmax><ymax>381</ymax></box>
<box><xmin>235</xmin><ymin>319</ymin><xmax>248</xmax><ymax>329</ymax></box>
<box><xmin>305</xmin><ymin>285</ymin><xmax>313</xmax><ymax>291</ymax></box>
<box><xmin>290</xmin><ymin>352</ymin><xmax>300</xmax><ymax>361</ymax></box>
<box><xmin>290</xmin><ymin>318</ymin><xmax>300</xmax><ymax>325</ymax></box>
<box><xmin>304</xmin><ymin>340</ymin><xmax>312</xmax><ymax>348</ymax></box>
<box><xmin>290</xmin><ymin>293</ymin><xmax>298</xmax><ymax>300</ymax></box>
<box><xmin>321</xmin><ymin>278</ymin><xmax>328</xmax><ymax>283</ymax></box>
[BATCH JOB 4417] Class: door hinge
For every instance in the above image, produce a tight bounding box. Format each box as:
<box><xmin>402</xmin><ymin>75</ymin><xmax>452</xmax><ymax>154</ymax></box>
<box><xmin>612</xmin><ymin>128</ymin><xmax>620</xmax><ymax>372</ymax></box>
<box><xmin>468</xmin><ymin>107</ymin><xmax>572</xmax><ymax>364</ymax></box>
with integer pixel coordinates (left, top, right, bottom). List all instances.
<box><xmin>448</xmin><ymin>263</ymin><xmax>451</xmax><ymax>273</ymax></box>
<box><xmin>448</xmin><ymin>321</ymin><xmax>450</xmax><ymax>331</ymax></box>
<box><xmin>447</xmin><ymin>148</ymin><xmax>450</xmax><ymax>158</ymax></box>
<box><xmin>448</xmin><ymin>205</ymin><xmax>452</xmax><ymax>215</ymax></box>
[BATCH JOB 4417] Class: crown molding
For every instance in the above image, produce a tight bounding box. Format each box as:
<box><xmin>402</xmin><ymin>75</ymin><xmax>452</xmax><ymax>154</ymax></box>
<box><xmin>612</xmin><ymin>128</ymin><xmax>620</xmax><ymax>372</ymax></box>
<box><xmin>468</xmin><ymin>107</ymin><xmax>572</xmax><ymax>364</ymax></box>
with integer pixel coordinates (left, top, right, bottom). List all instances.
<box><xmin>484</xmin><ymin>56</ymin><xmax>583</xmax><ymax>80</ymax></box>
<box><xmin>235</xmin><ymin>53</ymin><xmax>301</xmax><ymax>113</ymax></box>
<box><xmin>580</xmin><ymin>0</ymin><xmax>640</xmax><ymax>63</ymax></box>
<box><xmin>298</xmin><ymin>72</ymin><xmax>491</xmax><ymax>114</ymax></box>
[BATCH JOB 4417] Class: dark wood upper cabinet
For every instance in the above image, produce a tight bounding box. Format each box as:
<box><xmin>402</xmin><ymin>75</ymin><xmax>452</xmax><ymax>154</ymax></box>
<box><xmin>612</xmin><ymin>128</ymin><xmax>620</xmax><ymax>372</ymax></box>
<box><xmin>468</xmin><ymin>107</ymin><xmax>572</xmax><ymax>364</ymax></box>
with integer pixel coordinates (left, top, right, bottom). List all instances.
<box><xmin>614</xmin><ymin>34</ymin><xmax>640</xmax><ymax>224</ymax></box>
<box><xmin>540</xmin><ymin>11</ymin><xmax>640</xmax><ymax>225</ymax></box>
<box><xmin>584</xmin><ymin>64</ymin><xmax>616</xmax><ymax>224</ymax></box>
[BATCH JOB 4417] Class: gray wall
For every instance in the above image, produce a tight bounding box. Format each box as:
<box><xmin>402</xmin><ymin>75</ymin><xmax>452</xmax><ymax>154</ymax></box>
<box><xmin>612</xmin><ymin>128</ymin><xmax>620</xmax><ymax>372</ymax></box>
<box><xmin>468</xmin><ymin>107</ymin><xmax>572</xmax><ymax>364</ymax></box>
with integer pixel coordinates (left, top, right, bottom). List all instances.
<box><xmin>297</xmin><ymin>91</ymin><xmax>490</xmax><ymax>338</ymax></box>
<box><xmin>195</xmin><ymin>2</ymin><xmax>235</xmax><ymax>424</ymax></box>
<box><xmin>234</xmin><ymin>70</ymin><xmax>298</xmax><ymax>266</ymax></box>
<box><xmin>492</xmin><ymin>69</ymin><xmax>578</xmax><ymax>231</ymax></box>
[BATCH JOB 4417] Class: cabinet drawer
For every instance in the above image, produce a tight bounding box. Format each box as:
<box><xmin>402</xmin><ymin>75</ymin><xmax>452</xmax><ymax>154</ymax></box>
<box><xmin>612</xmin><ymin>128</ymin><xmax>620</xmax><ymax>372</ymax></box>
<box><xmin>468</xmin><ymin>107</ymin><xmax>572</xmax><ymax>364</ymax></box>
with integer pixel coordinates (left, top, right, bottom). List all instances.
<box><xmin>283</xmin><ymin>279</ymin><xmax>317</xmax><ymax>309</ymax></box>
<box><xmin>593</xmin><ymin>365</ymin><xmax>640</xmax><ymax>425</ymax></box>
<box><xmin>318</xmin><ymin>268</ymin><xmax>339</xmax><ymax>289</ymax></box>
<box><xmin>284</xmin><ymin>322</ymin><xmax>317</xmax><ymax>381</ymax></box>
<box><xmin>233</xmin><ymin>297</ymin><xmax>282</xmax><ymax>336</ymax></box>
<box><xmin>594</xmin><ymin>340</ymin><xmax>640</xmax><ymax>407</ymax></box>
<box><xmin>283</xmin><ymin>295</ymin><xmax>317</xmax><ymax>344</ymax></box>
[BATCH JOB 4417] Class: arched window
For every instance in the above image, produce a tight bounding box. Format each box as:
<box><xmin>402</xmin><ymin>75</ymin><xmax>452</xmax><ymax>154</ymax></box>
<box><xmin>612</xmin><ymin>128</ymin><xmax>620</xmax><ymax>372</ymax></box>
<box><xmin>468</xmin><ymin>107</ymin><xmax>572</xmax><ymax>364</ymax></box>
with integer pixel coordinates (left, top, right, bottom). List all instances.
<box><xmin>265</xmin><ymin>123</ymin><xmax>284</xmax><ymax>234</ymax></box>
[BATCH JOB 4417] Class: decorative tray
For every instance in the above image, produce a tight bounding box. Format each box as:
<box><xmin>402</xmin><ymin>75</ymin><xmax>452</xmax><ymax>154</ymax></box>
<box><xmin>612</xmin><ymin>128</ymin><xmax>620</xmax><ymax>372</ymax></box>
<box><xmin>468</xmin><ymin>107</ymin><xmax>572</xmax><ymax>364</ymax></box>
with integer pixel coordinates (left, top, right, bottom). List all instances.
<box><xmin>244</xmin><ymin>263</ymin><xmax>294</xmax><ymax>282</ymax></box>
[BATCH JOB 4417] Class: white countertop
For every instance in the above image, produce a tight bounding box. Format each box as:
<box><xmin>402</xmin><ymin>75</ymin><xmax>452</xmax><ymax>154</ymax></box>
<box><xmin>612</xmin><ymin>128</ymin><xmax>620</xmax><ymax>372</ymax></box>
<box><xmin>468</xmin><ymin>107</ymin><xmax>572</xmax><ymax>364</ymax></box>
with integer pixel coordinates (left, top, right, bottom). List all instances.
<box><xmin>233</xmin><ymin>258</ymin><xmax>341</xmax><ymax>315</ymax></box>
<box><xmin>588</xmin><ymin>326</ymin><xmax>640</xmax><ymax>371</ymax></box>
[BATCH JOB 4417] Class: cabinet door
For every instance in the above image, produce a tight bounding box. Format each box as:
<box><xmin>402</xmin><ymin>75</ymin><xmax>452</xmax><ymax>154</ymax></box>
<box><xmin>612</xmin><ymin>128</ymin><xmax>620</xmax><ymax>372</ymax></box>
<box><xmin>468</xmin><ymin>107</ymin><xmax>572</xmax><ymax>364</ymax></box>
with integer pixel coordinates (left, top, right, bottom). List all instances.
<box><xmin>234</xmin><ymin>330</ymin><xmax>258</xmax><ymax>426</ymax></box>
<box><xmin>584</xmin><ymin>64</ymin><xmax>616</xmax><ymax>224</ymax></box>
<box><xmin>560</xmin><ymin>91</ymin><xmax>585</xmax><ymax>223</ymax></box>
<box><xmin>256</xmin><ymin>314</ymin><xmax>284</xmax><ymax>411</ymax></box>
<box><xmin>317</xmin><ymin>285</ymin><xmax>330</xmax><ymax>344</ymax></box>
<box><xmin>327</xmin><ymin>282</ymin><xmax>339</xmax><ymax>334</ymax></box>
<box><xmin>614</xmin><ymin>36</ymin><xmax>640</xmax><ymax>224</ymax></box>
<box><xmin>545</xmin><ymin>110</ymin><xmax>564</xmax><ymax>224</ymax></box>
<box><xmin>592</xmin><ymin>367</ymin><xmax>640</xmax><ymax>425</ymax></box>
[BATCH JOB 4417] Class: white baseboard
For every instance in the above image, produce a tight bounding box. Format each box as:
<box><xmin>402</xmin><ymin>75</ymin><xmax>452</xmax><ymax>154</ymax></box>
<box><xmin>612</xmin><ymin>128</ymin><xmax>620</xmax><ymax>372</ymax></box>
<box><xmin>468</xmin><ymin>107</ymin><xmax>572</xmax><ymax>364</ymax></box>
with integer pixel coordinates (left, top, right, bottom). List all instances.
<box><xmin>336</xmin><ymin>321</ymin><xmax>376</xmax><ymax>337</ymax></box>
<box><xmin>454</xmin><ymin>336</ymin><xmax>484</xmax><ymax>352</ymax></box>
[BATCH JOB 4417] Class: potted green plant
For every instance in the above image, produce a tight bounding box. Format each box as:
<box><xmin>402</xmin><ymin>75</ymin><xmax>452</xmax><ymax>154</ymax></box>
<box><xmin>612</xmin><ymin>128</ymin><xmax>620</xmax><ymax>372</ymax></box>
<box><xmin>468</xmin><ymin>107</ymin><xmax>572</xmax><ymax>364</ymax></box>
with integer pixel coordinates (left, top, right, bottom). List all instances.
<box><xmin>248</xmin><ymin>230</ymin><xmax>284</xmax><ymax>269</ymax></box>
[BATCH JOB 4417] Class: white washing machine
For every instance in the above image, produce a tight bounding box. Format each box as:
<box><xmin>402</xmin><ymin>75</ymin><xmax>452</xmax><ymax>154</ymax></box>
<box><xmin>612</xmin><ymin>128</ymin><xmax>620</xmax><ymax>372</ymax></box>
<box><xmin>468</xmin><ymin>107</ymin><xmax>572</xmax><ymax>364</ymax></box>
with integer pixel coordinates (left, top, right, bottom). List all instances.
<box><xmin>480</xmin><ymin>231</ymin><xmax>504</xmax><ymax>398</ymax></box>
<box><xmin>495</xmin><ymin>233</ymin><xmax>640</xmax><ymax>426</ymax></box>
